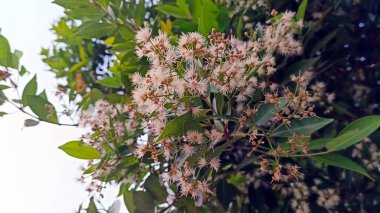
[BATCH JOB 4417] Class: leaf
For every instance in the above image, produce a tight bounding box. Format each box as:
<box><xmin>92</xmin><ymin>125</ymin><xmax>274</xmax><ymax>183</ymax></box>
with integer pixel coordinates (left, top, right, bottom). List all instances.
<box><xmin>24</xmin><ymin>119</ymin><xmax>40</xmax><ymax>127</ymax></box>
<box><xmin>22</xmin><ymin>75</ymin><xmax>37</xmax><ymax>107</ymax></box>
<box><xmin>309</xmin><ymin>137</ymin><xmax>333</xmax><ymax>150</ymax></box>
<box><xmin>133</xmin><ymin>191</ymin><xmax>155</xmax><ymax>213</ymax></box>
<box><xmin>198</xmin><ymin>0</ymin><xmax>219</xmax><ymax>36</ymax></box>
<box><xmin>123</xmin><ymin>189</ymin><xmax>136</xmax><ymax>213</ymax></box>
<box><xmin>311</xmin><ymin>153</ymin><xmax>373</xmax><ymax>180</ymax></box>
<box><xmin>144</xmin><ymin>173</ymin><xmax>168</xmax><ymax>203</ymax></box>
<box><xmin>53</xmin><ymin>0</ymin><xmax>92</xmax><ymax>9</ymax></box>
<box><xmin>253</xmin><ymin>98</ymin><xmax>287</xmax><ymax>126</ymax></box>
<box><xmin>134</xmin><ymin>0</ymin><xmax>146</xmax><ymax>26</ymax></box>
<box><xmin>73</xmin><ymin>22</ymin><xmax>116</xmax><ymax>38</ymax></box>
<box><xmin>296</xmin><ymin>0</ymin><xmax>308</xmax><ymax>20</ymax></box>
<box><xmin>271</xmin><ymin>117</ymin><xmax>333</xmax><ymax>137</ymax></box>
<box><xmin>0</xmin><ymin>111</ymin><xmax>7</xmax><ymax>117</ymax></box>
<box><xmin>27</xmin><ymin>95</ymin><xmax>58</xmax><ymax>123</ymax></box>
<box><xmin>87</xmin><ymin>198</ymin><xmax>99</xmax><ymax>213</ymax></box>
<box><xmin>155</xmin><ymin>5</ymin><xmax>190</xmax><ymax>19</ymax></box>
<box><xmin>326</xmin><ymin>115</ymin><xmax>380</xmax><ymax>151</ymax></box>
<box><xmin>156</xmin><ymin>112</ymin><xmax>202</xmax><ymax>141</ymax></box>
<box><xmin>284</xmin><ymin>57</ymin><xmax>319</xmax><ymax>81</ymax></box>
<box><xmin>96</xmin><ymin>76</ymin><xmax>122</xmax><ymax>88</ymax></box>
<box><xmin>0</xmin><ymin>84</ymin><xmax>10</xmax><ymax>90</ymax></box>
<box><xmin>58</xmin><ymin>141</ymin><xmax>101</xmax><ymax>160</ymax></box>
<box><xmin>0</xmin><ymin>34</ymin><xmax>11</xmax><ymax>67</ymax></box>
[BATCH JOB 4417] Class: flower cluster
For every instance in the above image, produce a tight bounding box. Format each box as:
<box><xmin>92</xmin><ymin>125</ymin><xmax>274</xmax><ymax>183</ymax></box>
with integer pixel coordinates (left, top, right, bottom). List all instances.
<box><xmin>76</xmin><ymin>11</ymin><xmax>325</xmax><ymax>207</ymax></box>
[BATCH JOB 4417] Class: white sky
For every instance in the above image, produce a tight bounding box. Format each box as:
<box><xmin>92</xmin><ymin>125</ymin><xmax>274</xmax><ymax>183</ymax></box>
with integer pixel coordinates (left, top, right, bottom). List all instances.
<box><xmin>0</xmin><ymin>0</ymin><xmax>123</xmax><ymax>212</ymax></box>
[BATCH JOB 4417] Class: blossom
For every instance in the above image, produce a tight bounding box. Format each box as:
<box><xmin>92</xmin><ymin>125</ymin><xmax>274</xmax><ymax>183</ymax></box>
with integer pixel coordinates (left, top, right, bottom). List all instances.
<box><xmin>135</xmin><ymin>27</ymin><xmax>151</xmax><ymax>44</ymax></box>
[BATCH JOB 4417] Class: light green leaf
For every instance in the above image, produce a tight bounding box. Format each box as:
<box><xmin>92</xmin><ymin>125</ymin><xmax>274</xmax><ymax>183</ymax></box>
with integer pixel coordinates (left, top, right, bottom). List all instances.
<box><xmin>156</xmin><ymin>5</ymin><xmax>190</xmax><ymax>19</ymax></box>
<box><xmin>27</xmin><ymin>95</ymin><xmax>58</xmax><ymax>123</ymax></box>
<box><xmin>0</xmin><ymin>34</ymin><xmax>11</xmax><ymax>67</ymax></box>
<box><xmin>22</xmin><ymin>75</ymin><xmax>37</xmax><ymax>107</ymax></box>
<box><xmin>311</xmin><ymin>153</ymin><xmax>373</xmax><ymax>180</ymax></box>
<box><xmin>74</xmin><ymin>22</ymin><xmax>116</xmax><ymax>38</ymax></box>
<box><xmin>156</xmin><ymin>112</ymin><xmax>202</xmax><ymax>141</ymax></box>
<box><xmin>24</xmin><ymin>119</ymin><xmax>40</xmax><ymax>127</ymax></box>
<box><xmin>0</xmin><ymin>111</ymin><xmax>7</xmax><ymax>117</ymax></box>
<box><xmin>271</xmin><ymin>117</ymin><xmax>333</xmax><ymax>137</ymax></box>
<box><xmin>58</xmin><ymin>141</ymin><xmax>101</xmax><ymax>160</ymax></box>
<box><xmin>96</xmin><ymin>76</ymin><xmax>122</xmax><ymax>88</ymax></box>
<box><xmin>309</xmin><ymin>137</ymin><xmax>333</xmax><ymax>150</ymax></box>
<box><xmin>326</xmin><ymin>115</ymin><xmax>380</xmax><ymax>151</ymax></box>
<box><xmin>0</xmin><ymin>84</ymin><xmax>10</xmax><ymax>90</ymax></box>
<box><xmin>296</xmin><ymin>0</ymin><xmax>308</xmax><ymax>20</ymax></box>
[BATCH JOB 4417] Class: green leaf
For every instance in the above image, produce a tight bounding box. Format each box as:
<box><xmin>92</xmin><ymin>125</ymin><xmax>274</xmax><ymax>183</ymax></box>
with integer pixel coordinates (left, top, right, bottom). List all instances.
<box><xmin>134</xmin><ymin>0</ymin><xmax>146</xmax><ymax>27</ymax></box>
<box><xmin>0</xmin><ymin>34</ymin><xmax>11</xmax><ymax>67</ymax></box>
<box><xmin>53</xmin><ymin>0</ymin><xmax>92</xmax><ymax>9</ymax></box>
<box><xmin>156</xmin><ymin>112</ymin><xmax>202</xmax><ymax>141</ymax></box>
<box><xmin>96</xmin><ymin>76</ymin><xmax>122</xmax><ymax>88</ymax></box>
<box><xmin>133</xmin><ymin>191</ymin><xmax>155</xmax><ymax>213</ymax></box>
<box><xmin>309</xmin><ymin>137</ymin><xmax>333</xmax><ymax>150</ymax></box>
<box><xmin>326</xmin><ymin>115</ymin><xmax>380</xmax><ymax>151</ymax></box>
<box><xmin>284</xmin><ymin>57</ymin><xmax>319</xmax><ymax>81</ymax></box>
<box><xmin>38</xmin><ymin>90</ymin><xmax>48</xmax><ymax>101</ymax></box>
<box><xmin>236</xmin><ymin>17</ymin><xmax>243</xmax><ymax>39</ymax></box>
<box><xmin>0</xmin><ymin>84</ymin><xmax>10</xmax><ymax>90</ymax></box>
<box><xmin>155</xmin><ymin>5</ymin><xmax>190</xmax><ymax>19</ymax></box>
<box><xmin>271</xmin><ymin>117</ymin><xmax>333</xmax><ymax>137</ymax></box>
<box><xmin>22</xmin><ymin>75</ymin><xmax>37</xmax><ymax>107</ymax></box>
<box><xmin>198</xmin><ymin>0</ymin><xmax>219</xmax><ymax>36</ymax></box>
<box><xmin>87</xmin><ymin>198</ymin><xmax>99</xmax><ymax>213</ymax></box>
<box><xmin>252</xmin><ymin>98</ymin><xmax>287</xmax><ymax>126</ymax></box>
<box><xmin>296</xmin><ymin>0</ymin><xmax>308</xmax><ymax>20</ymax></box>
<box><xmin>58</xmin><ymin>141</ymin><xmax>101</xmax><ymax>160</ymax></box>
<box><xmin>145</xmin><ymin>174</ymin><xmax>168</xmax><ymax>203</ymax></box>
<box><xmin>19</xmin><ymin>65</ymin><xmax>28</xmax><ymax>76</ymax></box>
<box><xmin>0</xmin><ymin>111</ymin><xmax>7</xmax><ymax>117</ymax></box>
<box><xmin>65</xmin><ymin>7</ymin><xmax>103</xmax><ymax>19</ymax></box>
<box><xmin>311</xmin><ymin>153</ymin><xmax>373</xmax><ymax>180</ymax></box>
<box><xmin>27</xmin><ymin>95</ymin><xmax>58</xmax><ymax>123</ymax></box>
<box><xmin>123</xmin><ymin>189</ymin><xmax>136</xmax><ymax>213</ymax></box>
<box><xmin>74</xmin><ymin>22</ymin><xmax>116</xmax><ymax>38</ymax></box>
<box><xmin>24</xmin><ymin>119</ymin><xmax>40</xmax><ymax>127</ymax></box>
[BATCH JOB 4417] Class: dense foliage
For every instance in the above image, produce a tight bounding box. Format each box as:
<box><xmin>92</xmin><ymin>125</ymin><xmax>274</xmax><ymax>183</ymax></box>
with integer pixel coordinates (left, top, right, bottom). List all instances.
<box><xmin>0</xmin><ymin>0</ymin><xmax>380</xmax><ymax>212</ymax></box>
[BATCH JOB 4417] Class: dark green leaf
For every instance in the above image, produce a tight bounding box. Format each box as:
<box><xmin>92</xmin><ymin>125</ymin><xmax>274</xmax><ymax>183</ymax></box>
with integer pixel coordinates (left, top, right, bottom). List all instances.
<box><xmin>145</xmin><ymin>173</ymin><xmax>168</xmax><ymax>203</ymax></box>
<box><xmin>311</xmin><ymin>153</ymin><xmax>373</xmax><ymax>180</ymax></box>
<box><xmin>156</xmin><ymin>112</ymin><xmax>202</xmax><ymax>141</ymax></box>
<box><xmin>283</xmin><ymin>57</ymin><xmax>319</xmax><ymax>82</ymax></box>
<box><xmin>133</xmin><ymin>191</ymin><xmax>155</xmax><ymax>213</ymax></box>
<box><xmin>271</xmin><ymin>117</ymin><xmax>333</xmax><ymax>137</ymax></box>
<box><xmin>58</xmin><ymin>141</ymin><xmax>102</xmax><ymax>160</ymax></box>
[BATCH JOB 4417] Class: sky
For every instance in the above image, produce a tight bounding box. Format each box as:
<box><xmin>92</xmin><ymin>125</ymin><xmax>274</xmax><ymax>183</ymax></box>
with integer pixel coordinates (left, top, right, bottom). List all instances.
<box><xmin>0</xmin><ymin>0</ymin><xmax>122</xmax><ymax>212</ymax></box>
